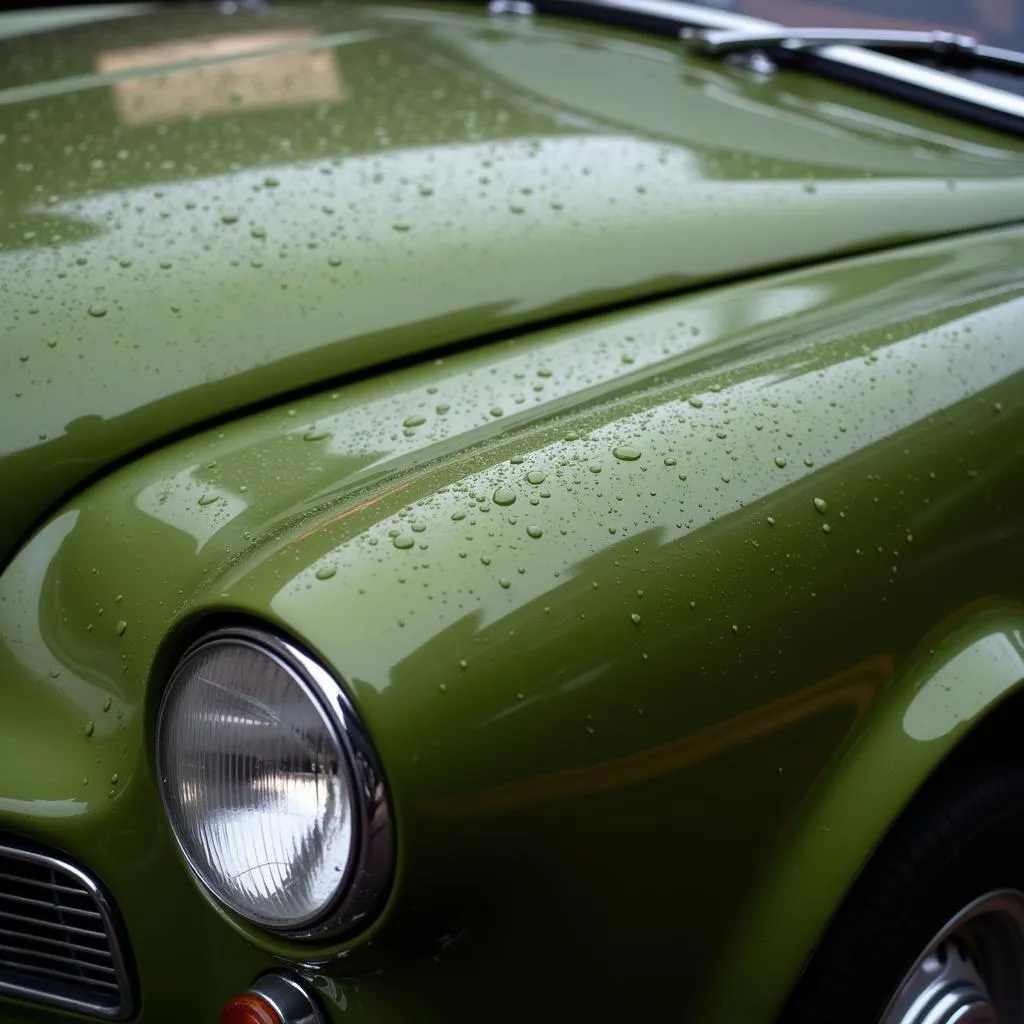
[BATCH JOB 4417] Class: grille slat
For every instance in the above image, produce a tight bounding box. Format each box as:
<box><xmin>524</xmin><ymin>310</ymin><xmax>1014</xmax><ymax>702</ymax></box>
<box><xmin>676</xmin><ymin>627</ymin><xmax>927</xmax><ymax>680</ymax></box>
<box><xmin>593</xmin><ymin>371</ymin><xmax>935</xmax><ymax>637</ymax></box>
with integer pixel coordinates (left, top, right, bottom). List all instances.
<box><xmin>0</xmin><ymin>956</ymin><xmax>121</xmax><ymax>991</ymax></box>
<box><xmin>0</xmin><ymin>927</ymin><xmax>115</xmax><ymax>961</ymax></box>
<box><xmin>0</xmin><ymin>940</ymin><xmax>117</xmax><ymax>973</ymax></box>
<box><xmin>0</xmin><ymin>871</ymin><xmax>97</xmax><ymax>897</ymax></box>
<box><xmin>0</xmin><ymin>906</ymin><xmax>109</xmax><ymax>939</ymax></box>
<box><xmin>0</xmin><ymin>890</ymin><xmax>103</xmax><ymax>919</ymax></box>
<box><xmin>0</xmin><ymin>843</ymin><xmax>133</xmax><ymax>1019</ymax></box>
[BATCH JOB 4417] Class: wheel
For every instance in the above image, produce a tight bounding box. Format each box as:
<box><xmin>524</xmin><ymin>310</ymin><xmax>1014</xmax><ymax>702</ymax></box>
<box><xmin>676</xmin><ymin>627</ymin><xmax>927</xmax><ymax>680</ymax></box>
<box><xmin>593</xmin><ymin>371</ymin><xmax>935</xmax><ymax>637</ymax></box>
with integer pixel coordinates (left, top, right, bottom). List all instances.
<box><xmin>784</xmin><ymin>761</ymin><xmax>1024</xmax><ymax>1024</ymax></box>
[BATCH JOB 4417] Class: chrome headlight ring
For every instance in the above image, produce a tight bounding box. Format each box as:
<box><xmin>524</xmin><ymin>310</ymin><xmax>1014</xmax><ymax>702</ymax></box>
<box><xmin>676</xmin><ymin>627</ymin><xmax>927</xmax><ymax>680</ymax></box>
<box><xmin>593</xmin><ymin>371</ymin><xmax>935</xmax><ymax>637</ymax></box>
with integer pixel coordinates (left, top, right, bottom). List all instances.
<box><xmin>155</xmin><ymin>626</ymin><xmax>392</xmax><ymax>941</ymax></box>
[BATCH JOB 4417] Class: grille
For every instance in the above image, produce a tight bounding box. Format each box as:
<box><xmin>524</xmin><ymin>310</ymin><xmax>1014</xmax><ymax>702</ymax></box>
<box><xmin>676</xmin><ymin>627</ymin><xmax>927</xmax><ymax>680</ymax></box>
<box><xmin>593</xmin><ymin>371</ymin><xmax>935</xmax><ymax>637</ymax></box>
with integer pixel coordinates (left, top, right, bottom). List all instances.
<box><xmin>0</xmin><ymin>842</ymin><xmax>133</xmax><ymax>1019</ymax></box>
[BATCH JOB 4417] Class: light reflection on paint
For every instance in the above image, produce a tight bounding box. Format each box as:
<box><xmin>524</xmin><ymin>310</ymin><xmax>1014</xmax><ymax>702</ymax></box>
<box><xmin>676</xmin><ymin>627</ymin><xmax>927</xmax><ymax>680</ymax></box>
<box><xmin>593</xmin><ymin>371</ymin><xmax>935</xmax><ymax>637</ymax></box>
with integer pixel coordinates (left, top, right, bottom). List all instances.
<box><xmin>903</xmin><ymin>631</ymin><xmax>1024</xmax><ymax>742</ymax></box>
<box><xmin>135</xmin><ymin>465</ymin><xmax>248</xmax><ymax>551</ymax></box>
<box><xmin>97</xmin><ymin>29</ymin><xmax>346</xmax><ymax>125</ymax></box>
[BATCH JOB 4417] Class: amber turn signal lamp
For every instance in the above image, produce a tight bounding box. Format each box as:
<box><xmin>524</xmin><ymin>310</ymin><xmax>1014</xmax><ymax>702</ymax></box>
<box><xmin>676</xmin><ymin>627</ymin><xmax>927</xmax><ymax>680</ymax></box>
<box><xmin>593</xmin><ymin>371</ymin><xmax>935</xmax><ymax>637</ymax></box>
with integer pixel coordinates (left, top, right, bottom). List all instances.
<box><xmin>221</xmin><ymin>994</ymin><xmax>281</xmax><ymax>1024</ymax></box>
<box><xmin>221</xmin><ymin>973</ymin><xmax>325</xmax><ymax>1024</ymax></box>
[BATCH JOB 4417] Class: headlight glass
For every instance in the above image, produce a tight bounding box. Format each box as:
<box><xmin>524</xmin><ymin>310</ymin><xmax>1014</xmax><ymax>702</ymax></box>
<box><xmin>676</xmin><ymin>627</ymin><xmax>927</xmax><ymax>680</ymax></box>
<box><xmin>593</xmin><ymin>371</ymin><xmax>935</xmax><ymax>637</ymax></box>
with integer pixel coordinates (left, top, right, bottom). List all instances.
<box><xmin>157</xmin><ymin>635</ymin><xmax>356</xmax><ymax>931</ymax></box>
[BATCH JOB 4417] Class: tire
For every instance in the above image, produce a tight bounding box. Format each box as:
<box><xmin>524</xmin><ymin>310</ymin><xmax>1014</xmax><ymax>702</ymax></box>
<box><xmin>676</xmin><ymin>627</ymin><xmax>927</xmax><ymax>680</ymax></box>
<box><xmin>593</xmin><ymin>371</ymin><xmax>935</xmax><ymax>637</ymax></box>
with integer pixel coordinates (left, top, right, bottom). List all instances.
<box><xmin>783</xmin><ymin>759</ymin><xmax>1024</xmax><ymax>1024</ymax></box>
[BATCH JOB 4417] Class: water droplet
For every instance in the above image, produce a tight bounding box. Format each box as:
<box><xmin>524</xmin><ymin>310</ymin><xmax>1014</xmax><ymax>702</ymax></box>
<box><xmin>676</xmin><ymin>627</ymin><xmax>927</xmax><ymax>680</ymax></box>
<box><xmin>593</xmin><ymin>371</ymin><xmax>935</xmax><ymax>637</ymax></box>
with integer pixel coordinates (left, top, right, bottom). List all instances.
<box><xmin>767</xmin><ymin>516</ymin><xmax>776</xmax><ymax>526</ymax></box>
<box><xmin>84</xmin><ymin>721</ymin><xmax>95</xmax><ymax>737</ymax></box>
<box><xmin>527</xmin><ymin>525</ymin><xmax>543</xmax><ymax>539</ymax></box>
<box><xmin>198</xmin><ymin>493</ymin><xmax>219</xmax><ymax>507</ymax></box>
<box><xmin>451</xmin><ymin>511</ymin><xmax>466</xmax><ymax>521</ymax></box>
<box><xmin>303</xmin><ymin>429</ymin><xmax>330</xmax><ymax>441</ymax></box>
<box><xmin>251</xmin><ymin>225</ymin><xmax>266</xmax><ymax>239</ymax></box>
<box><xmin>526</xmin><ymin>470</ymin><xmax>546</xmax><ymax>485</ymax></box>
<box><xmin>116</xmin><ymin>620</ymin><xmax>127</xmax><ymax>636</ymax></box>
<box><xmin>613</xmin><ymin>446</ymin><xmax>641</xmax><ymax>462</ymax></box>
<box><xmin>87</xmin><ymin>304</ymin><xmax>107</xmax><ymax>318</ymax></box>
<box><xmin>774</xmin><ymin>456</ymin><xmax>787</xmax><ymax>468</ymax></box>
<box><xmin>393</xmin><ymin>534</ymin><xmax>414</xmax><ymax>550</ymax></box>
<box><xmin>813</xmin><ymin>498</ymin><xmax>828</xmax><ymax>515</ymax></box>
<box><xmin>110</xmin><ymin>773</ymin><xmax>119</xmax><ymax>785</ymax></box>
<box><xmin>403</xmin><ymin>415</ymin><xmax>426</xmax><ymax>428</ymax></box>
<box><xmin>102</xmin><ymin>698</ymin><xmax>112</xmax><ymax>712</ymax></box>
<box><xmin>480</xmin><ymin>555</ymin><xmax>492</xmax><ymax>566</ymax></box>
<box><xmin>327</xmin><ymin>255</ymin><xmax>342</xmax><ymax>267</ymax></box>
<box><xmin>459</xmin><ymin>659</ymin><xmax>468</xmax><ymax>670</ymax></box>
<box><xmin>499</xmin><ymin>577</ymin><xmax>511</xmax><ymax>589</ymax></box>
<box><xmin>264</xmin><ymin>175</ymin><xmax>280</xmax><ymax>187</ymax></box>
<box><xmin>490</xmin><ymin>406</ymin><xmax>504</xmax><ymax>418</ymax></box>
<box><xmin>392</xmin><ymin>222</ymin><xmax>411</xmax><ymax>232</ymax></box>
<box><xmin>493</xmin><ymin>486</ymin><xmax>516</xmax><ymax>506</ymax></box>
<box><xmin>316</xmin><ymin>566</ymin><xmax>337</xmax><ymax>580</ymax></box>
<box><xmin>630</xmin><ymin>613</ymin><xmax>642</xmax><ymax>625</ymax></box>
<box><xmin>436</xmin><ymin>403</ymin><xmax>450</xmax><ymax>415</ymax></box>
<box><xmin>663</xmin><ymin>456</ymin><xmax>677</xmax><ymax>467</ymax></box>
<box><xmin>822</xmin><ymin>523</ymin><xmax>832</xmax><ymax>534</ymax></box>
<box><xmin>411</xmin><ymin>521</ymin><xmax>427</xmax><ymax>533</ymax></box>
<box><xmin>221</xmin><ymin>212</ymin><xmax>239</xmax><ymax>224</ymax></box>
<box><xmin>688</xmin><ymin>396</ymin><xmax>704</xmax><ymax>409</ymax></box>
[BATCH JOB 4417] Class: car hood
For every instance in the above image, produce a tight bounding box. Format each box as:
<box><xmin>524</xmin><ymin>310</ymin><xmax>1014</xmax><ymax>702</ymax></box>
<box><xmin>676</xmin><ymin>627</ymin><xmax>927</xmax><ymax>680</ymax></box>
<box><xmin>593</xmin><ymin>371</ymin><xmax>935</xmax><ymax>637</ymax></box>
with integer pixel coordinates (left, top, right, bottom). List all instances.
<box><xmin>3</xmin><ymin>1</ymin><xmax>1024</xmax><ymax>562</ymax></box>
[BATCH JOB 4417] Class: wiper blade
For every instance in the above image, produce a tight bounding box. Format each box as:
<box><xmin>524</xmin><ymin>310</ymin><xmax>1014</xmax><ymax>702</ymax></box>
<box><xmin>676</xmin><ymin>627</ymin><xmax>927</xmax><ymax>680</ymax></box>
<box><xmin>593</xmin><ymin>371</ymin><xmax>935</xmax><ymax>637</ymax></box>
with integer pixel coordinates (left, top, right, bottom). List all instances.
<box><xmin>684</xmin><ymin>27</ymin><xmax>1024</xmax><ymax>76</ymax></box>
<box><xmin>502</xmin><ymin>0</ymin><xmax>1024</xmax><ymax>137</ymax></box>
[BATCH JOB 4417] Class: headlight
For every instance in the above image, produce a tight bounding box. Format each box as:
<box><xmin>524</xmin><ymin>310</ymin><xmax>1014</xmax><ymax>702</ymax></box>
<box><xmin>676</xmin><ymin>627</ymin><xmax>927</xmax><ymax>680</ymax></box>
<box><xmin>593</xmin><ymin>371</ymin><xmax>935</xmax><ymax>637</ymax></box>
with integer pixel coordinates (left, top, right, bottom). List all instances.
<box><xmin>156</xmin><ymin>627</ymin><xmax>391</xmax><ymax>939</ymax></box>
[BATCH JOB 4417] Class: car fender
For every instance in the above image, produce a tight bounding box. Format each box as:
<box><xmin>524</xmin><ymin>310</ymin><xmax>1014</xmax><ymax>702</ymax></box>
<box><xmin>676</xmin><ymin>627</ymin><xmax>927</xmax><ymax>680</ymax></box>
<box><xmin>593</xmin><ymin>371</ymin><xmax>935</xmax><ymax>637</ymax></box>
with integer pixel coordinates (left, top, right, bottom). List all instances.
<box><xmin>700</xmin><ymin>602</ymin><xmax>1024</xmax><ymax>1024</ymax></box>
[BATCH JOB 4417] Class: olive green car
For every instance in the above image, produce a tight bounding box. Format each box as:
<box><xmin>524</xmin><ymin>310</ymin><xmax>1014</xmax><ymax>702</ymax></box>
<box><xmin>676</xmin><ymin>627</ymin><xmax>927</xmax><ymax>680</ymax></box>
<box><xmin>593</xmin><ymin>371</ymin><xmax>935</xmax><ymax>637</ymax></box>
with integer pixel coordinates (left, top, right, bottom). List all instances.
<box><xmin>3</xmin><ymin>1</ymin><xmax>1024</xmax><ymax>1022</ymax></box>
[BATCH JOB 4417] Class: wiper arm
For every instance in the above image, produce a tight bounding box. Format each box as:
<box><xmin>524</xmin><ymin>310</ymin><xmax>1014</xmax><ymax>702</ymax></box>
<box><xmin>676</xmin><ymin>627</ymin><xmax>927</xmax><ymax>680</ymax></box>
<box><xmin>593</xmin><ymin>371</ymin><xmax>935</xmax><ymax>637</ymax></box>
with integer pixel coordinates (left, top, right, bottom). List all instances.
<box><xmin>684</xmin><ymin>27</ymin><xmax>1024</xmax><ymax>76</ymax></box>
<box><xmin>497</xmin><ymin>0</ymin><xmax>1024</xmax><ymax>137</ymax></box>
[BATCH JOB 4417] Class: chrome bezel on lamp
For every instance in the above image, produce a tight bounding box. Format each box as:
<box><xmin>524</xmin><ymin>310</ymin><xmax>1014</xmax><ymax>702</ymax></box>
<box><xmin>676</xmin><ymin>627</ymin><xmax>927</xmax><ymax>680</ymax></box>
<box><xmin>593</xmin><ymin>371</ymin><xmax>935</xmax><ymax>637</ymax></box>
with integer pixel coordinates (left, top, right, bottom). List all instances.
<box><xmin>155</xmin><ymin>626</ymin><xmax>393</xmax><ymax>941</ymax></box>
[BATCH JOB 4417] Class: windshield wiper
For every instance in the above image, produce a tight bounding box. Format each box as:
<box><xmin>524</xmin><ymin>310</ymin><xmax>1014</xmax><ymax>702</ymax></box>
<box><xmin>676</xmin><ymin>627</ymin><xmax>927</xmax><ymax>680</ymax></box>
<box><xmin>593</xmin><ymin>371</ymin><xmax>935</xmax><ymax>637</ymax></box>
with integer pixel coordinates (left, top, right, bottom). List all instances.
<box><xmin>496</xmin><ymin>0</ymin><xmax>1024</xmax><ymax>136</ymax></box>
<box><xmin>684</xmin><ymin>27</ymin><xmax>1024</xmax><ymax>76</ymax></box>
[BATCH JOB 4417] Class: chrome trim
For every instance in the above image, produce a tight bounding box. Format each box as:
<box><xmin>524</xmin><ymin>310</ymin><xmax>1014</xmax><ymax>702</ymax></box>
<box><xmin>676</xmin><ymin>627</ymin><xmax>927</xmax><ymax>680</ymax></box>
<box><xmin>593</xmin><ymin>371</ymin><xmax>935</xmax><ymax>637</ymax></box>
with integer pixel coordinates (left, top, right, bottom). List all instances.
<box><xmin>155</xmin><ymin>626</ymin><xmax>394</xmax><ymax>941</ymax></box>
<box><xmin>687</xmin><ymin>28</ymin><xmax>982</xmax><ymax>59</ymax></box>
<box><xmin>0</xmin><ymin>842</ymin><xmax>134</xmax><ymax>1020</ymax></box>
<box><xmin>249</xmin><ymin>972</ymin><xmax>326</xmax><ymax>1024</ymax></box>
<box><xmin>534</xmin><ymin>0</ymin><xmax>770</xmax><ymax>35</ymax></box>
<box><xmin>488</xmin><ymin>0</ymin><xmax>536</xmax><ymax>14</ymax></box>
<box><xmin>532</xmin><ymin>0</ymin><xmax>1024</xmax><ymax>135</ymax></box>
<box><xmin>798</xmin><ymin>44</ymin><xmax>1024</xmax><ymax>135</ymax></box>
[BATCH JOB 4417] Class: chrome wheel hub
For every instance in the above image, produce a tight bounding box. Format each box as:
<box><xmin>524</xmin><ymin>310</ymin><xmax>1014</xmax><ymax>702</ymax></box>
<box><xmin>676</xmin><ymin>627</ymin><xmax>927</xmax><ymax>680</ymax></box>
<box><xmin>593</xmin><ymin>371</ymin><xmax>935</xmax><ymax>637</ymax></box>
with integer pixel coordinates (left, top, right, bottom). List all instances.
<box><xmin>881</xmin><ymin>890</ymin><xmax>1024</xmax><ymax>1024</ymax></box>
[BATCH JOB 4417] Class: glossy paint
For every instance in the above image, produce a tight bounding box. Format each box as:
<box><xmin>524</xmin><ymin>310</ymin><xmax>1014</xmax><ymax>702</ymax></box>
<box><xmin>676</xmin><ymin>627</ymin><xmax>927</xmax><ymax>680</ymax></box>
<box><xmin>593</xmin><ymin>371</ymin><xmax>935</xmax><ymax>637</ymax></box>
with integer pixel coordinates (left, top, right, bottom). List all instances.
<box><xmin>2</xmin><ymin>220</ymin><xmax>1024</xmax><ymax>1021</ymax></box>
<box><xmin>5</xmin><ymin>2</ymin><xmax>1024</xmax><ymax>566</ymax></box>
